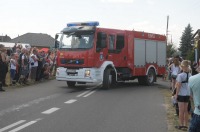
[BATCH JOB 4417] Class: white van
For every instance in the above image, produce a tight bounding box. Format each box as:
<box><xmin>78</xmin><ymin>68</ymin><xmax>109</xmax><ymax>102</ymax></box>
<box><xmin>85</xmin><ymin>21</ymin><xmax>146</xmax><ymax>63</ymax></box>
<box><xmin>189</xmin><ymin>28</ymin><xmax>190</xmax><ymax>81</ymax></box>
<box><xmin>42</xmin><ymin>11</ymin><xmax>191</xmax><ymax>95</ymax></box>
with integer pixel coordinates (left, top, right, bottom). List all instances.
<box><xmin>0</xmin><ymin>42</ymin><xmax>31</xmax><ymax>50</ymax></box>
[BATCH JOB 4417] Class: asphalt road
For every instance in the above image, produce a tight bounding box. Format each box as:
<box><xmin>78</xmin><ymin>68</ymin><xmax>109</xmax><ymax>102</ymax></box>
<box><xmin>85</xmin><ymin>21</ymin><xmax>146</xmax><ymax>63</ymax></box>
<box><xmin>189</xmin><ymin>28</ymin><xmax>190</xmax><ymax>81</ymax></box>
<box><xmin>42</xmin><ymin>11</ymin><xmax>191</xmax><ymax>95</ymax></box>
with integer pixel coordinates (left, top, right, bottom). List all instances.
<box><xmin>0</xmin><ymin>79</ymin><xmax>169</xmax><ymax>132</ymax></box>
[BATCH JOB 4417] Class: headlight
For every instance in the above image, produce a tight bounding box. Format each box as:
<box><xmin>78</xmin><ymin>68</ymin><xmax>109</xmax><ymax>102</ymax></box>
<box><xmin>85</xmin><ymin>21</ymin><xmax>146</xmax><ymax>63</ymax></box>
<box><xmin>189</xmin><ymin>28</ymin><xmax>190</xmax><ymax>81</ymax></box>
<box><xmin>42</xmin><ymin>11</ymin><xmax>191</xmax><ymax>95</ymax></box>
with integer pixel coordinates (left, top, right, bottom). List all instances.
<box><xmin>85</xmin><ymin>70</ymin><xmax>90</xmax><ymax>77</ymax></box>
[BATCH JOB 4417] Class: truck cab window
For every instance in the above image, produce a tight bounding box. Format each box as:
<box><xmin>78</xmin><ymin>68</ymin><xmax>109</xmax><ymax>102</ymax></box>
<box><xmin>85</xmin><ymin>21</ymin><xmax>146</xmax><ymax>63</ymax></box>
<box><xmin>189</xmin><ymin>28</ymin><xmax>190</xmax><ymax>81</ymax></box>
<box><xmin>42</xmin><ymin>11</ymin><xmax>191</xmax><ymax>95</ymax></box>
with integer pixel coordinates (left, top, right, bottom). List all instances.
<box><xmin>116</xmin><ymin>35</ymin><xmax>124</xmax><ymax>50</ymax></box>
<box><xmin>97</xmin><ymin>32</ymin><xmax>107</xmax><ymax>50</ymax></box>
<box><xmin>108</xmin><ymin>34</ymin><xmax>124</xmax><ymax>53</ymax></box>
<box><xmin>109</xmin><ymin>35</ymin><xmax>115</xmax><ymax>50</ymax></box>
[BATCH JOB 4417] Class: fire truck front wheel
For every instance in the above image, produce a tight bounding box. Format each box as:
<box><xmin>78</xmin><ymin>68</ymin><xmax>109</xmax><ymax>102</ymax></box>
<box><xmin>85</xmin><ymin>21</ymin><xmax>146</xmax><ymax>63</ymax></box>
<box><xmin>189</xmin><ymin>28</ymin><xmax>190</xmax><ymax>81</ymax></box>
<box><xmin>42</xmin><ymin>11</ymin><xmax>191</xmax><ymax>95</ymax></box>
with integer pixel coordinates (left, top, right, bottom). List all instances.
<box><xmin>102</xmin><ymin>68</ymin><xmax>112</xmax><ymax>89</ymax></box>
<box><xmin>67</xmin><ymin>81</ymin><xmax>76</xmax><ymax>87</ymax></box>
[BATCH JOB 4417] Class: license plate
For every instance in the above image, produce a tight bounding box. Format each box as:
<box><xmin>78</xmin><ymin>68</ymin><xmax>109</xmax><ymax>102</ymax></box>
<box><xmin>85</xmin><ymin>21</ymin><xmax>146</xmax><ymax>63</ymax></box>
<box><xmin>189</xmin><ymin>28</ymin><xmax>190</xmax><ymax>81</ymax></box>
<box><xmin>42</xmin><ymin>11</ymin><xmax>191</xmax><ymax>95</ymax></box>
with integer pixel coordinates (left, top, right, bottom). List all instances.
<box><xmin>66</xmin><ymin>69</ymin><xmax>76</xmax><ymax>73</ymax></box>
<box><xmin>68</xmin><ymin>74</ymin><xmax>76</xmax><ymax>76</ymax></box>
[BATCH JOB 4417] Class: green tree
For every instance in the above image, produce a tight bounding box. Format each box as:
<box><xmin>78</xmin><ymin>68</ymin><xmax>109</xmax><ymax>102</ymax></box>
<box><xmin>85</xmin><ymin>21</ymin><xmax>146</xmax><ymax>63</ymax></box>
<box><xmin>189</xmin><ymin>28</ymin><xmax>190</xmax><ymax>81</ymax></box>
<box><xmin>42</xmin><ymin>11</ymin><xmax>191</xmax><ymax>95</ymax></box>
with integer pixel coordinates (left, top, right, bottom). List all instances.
<box><xmin>186</xmin><ymin>49</ymin><xmax>195</xmax><ymax>62</ymax></box>
<box><xmin>179</xmin><ymin>24</ymin><xmax>193</xmax><ymax>59</ymax></box>
<box><xmin>166</xmin><ymin>43</ymin><xmax>177</xmax><ymax>58</ymax></box>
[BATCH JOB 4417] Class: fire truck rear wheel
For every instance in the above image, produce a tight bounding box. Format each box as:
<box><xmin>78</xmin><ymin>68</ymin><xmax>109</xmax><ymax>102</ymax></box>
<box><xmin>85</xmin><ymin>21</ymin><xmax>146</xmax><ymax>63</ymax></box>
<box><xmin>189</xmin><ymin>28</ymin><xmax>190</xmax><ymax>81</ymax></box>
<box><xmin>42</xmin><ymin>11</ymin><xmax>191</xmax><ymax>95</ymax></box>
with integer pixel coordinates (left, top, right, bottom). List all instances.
<box><xmin>145</xmin><ymin>69</ymin><xmax>155</xmax><ymax>85</ymax></box>
<box><xmin>67</xmin><ymin>81</ymin><xmax>76</xmax><ymax>87</ymax></box>
<box><xmin>102</xmin><ymin>68</ymin><xmax>112</xmax><ymax>89</ymax></box>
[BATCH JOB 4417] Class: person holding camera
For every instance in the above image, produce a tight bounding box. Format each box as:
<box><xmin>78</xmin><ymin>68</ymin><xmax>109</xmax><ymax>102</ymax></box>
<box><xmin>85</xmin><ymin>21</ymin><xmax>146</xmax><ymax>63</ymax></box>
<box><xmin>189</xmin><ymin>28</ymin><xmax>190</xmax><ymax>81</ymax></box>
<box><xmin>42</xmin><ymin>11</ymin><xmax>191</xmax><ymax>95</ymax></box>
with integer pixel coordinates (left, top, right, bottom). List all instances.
<box><xmin>188</xmin><ymin>65</ymin><xmax>200</xmax><ymax>132</ymax></box>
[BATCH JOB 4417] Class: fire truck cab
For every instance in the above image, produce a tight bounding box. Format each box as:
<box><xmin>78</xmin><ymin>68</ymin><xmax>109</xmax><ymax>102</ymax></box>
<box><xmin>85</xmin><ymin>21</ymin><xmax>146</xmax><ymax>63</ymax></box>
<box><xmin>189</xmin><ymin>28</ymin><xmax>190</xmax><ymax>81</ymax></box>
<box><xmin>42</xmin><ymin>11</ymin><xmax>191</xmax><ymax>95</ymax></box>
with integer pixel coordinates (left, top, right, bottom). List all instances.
<box><xmin>55</xmin><ymin>21</ymin><xmax>166</xmax><ymax>89</ymax></box>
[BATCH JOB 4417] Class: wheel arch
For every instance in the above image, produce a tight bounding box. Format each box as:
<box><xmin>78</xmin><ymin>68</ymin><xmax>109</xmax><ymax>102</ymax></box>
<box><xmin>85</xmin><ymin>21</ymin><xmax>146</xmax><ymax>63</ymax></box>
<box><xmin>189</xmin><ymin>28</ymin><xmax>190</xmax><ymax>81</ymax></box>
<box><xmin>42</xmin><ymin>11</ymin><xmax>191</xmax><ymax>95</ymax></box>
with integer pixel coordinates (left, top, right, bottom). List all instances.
<box><xmin>100</xmin><ymin>61</ymin><xmax>117</xmax><ymax>82</ymax></box>
<box><xmin>146</xmin><ymin>65</ymin><xmax>157</xmax><ymax>75</ymax></box>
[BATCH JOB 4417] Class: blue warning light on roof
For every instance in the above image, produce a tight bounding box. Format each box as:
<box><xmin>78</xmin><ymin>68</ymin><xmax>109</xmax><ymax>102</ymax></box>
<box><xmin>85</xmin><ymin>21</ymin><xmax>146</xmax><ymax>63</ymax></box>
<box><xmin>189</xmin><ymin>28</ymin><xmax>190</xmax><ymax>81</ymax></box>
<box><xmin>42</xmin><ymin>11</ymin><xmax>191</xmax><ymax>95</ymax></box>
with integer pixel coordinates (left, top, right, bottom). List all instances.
<box><xmin>67</xmin><ymin>21</ymin><xmax>99</xmax><ymax>27</ymax></box>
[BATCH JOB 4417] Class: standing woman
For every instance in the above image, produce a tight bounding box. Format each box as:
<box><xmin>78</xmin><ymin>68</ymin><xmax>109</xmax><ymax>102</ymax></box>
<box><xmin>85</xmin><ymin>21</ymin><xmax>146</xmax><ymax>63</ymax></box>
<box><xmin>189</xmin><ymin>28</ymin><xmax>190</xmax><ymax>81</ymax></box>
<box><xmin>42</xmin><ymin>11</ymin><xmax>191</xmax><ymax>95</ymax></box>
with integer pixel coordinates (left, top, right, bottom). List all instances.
<box><xmin>175</xmin><ymin>60</ymin><xmax>191</xmax><ymax>130</ymax></box>
<box><xmin>168</xmin><ymin>58</ymin><xmax>181</xmax><ymax>90</ymax></box>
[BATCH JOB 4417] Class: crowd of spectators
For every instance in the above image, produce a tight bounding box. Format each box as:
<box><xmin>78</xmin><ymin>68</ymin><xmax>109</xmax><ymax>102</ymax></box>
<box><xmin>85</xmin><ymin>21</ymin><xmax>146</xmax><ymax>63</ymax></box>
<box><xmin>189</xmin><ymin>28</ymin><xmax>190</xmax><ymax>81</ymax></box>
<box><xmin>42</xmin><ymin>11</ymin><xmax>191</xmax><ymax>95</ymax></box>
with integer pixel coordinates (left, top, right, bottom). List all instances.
<box><xmin>0</xmin><ymin>43</ymin><xmax>57</xmax><ymax>91</ymax></box>
<box><xmin>166</xmin><ymin>55</ymin><xmax>200</xmax><ymax>131</ymax></box>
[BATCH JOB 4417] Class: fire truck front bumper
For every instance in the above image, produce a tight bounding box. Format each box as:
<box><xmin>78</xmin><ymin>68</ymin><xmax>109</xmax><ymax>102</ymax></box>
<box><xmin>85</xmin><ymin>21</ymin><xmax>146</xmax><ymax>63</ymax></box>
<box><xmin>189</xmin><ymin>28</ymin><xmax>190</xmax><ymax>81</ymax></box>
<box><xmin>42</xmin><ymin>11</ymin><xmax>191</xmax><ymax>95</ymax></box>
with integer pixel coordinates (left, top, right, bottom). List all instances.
<box><xmin>56</xmin><ymin>67</ymin><xmax>103</xmax><ymax>83</ymax></box>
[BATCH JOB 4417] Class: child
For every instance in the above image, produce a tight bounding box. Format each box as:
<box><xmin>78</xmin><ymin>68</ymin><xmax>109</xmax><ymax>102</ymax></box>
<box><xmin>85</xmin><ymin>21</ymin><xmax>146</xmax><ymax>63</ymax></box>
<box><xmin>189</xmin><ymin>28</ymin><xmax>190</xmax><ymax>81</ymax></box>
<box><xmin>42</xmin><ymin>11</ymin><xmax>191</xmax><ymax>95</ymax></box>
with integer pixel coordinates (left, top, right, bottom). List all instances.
<box><xmin>10</xmin><ymin>53</ymin><xmax>17</xmax><ymax>85</ymax></box>
<box><xmin>41</xmin><ymin>63</ymin><xmax>50</xmax><ymax>80</ymax></box>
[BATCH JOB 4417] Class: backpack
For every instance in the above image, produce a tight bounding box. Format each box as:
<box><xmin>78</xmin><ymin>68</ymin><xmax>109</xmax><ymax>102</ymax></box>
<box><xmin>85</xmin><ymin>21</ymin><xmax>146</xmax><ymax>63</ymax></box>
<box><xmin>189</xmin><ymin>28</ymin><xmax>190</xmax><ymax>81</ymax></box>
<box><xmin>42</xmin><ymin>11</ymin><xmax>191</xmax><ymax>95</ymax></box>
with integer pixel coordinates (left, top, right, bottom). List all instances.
<box><xmin>181</xmin><ymin>72</ymin><xmax>189</xmax><ymax>83</ymax></box>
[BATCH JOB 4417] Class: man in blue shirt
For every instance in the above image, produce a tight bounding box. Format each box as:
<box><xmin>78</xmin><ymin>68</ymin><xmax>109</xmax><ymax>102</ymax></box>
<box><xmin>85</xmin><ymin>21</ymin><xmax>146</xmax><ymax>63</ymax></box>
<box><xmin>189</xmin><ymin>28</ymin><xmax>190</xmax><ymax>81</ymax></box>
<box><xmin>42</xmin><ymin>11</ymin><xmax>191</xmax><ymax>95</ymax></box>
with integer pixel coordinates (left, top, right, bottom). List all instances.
<box><xmin>188</xmin><ymin>66</ymin><xmax>200</xmax><ymax>132</ymax></box>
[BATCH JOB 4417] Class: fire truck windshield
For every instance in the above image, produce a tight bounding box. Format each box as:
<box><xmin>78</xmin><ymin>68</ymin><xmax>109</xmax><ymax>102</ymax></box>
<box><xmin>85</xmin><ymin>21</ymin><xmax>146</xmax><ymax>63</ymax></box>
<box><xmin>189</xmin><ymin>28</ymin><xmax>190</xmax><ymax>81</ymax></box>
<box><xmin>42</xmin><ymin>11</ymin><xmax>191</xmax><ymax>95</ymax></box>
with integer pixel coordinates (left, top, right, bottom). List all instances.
<box><xmin>59</xmin><ymin>31</ymin><xmax>94</xmax><ymax>50</ymax></box>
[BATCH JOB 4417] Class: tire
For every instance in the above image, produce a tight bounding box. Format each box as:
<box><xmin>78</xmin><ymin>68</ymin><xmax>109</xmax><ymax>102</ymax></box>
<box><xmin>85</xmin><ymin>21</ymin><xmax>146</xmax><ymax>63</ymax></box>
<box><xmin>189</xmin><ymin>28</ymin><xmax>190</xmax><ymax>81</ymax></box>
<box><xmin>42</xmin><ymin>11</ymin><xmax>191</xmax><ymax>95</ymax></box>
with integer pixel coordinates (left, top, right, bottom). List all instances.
<box><xmin>111</xmin><ymin>70</ymin><xmax>117</xmax><ymax>86</ymax></box>
<box><xmin>144</xmin><ymin>69</ymin><xmax>155</xmax><ymax>86</ymax></box>
<box><xmin>102</xmin><ymin>68</ymin><xmax>112</xmax><ymax>89</ymax></box>
<box><xmin>67</xmin><ymin>81</ymin><xmax>76</xmax><ymax>87</ymax></box>
<box><xmin>138</xmin><ymin>69</ymin><xmax>155</xmax><ymax>86</ymax></box>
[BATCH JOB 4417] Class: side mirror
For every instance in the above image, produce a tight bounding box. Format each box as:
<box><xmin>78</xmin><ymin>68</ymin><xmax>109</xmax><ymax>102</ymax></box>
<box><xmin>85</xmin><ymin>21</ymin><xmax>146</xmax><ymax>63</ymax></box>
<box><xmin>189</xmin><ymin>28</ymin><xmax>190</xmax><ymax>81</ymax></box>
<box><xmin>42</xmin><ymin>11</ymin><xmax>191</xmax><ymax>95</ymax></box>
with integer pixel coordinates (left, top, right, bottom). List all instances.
<box><xmin>55</xmin><ymin>40</ymin><xmax>59</xmax><ymax>49</ymax></box>
<box><xmin>55</xmin><ymin>34</ymin><xmax>59</xmax><ymax>39</ymax></box>
<box><xmin>55</xmin><ymin>34</ymin><xmax>60</xmax><ymax>48</ymax></box>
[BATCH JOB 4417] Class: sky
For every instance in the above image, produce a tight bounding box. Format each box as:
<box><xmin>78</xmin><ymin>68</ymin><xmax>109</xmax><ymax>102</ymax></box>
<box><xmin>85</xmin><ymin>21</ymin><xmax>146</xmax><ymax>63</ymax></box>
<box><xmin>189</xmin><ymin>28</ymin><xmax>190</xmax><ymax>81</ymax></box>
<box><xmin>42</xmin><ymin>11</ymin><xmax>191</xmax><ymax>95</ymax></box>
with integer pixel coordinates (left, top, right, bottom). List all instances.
<box><xmin>0</xmin><ymin>0</ymin><xmax>200</xmax><ymax>48</ymax></box>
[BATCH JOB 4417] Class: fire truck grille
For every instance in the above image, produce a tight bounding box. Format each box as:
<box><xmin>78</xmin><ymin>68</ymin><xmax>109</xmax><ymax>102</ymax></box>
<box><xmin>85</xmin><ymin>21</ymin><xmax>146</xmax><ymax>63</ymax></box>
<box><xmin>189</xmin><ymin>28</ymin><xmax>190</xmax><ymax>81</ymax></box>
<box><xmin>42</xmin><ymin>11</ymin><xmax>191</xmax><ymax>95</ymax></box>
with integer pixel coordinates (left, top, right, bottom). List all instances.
<box><xmin>60</xmin><ymin>59</ymin><xmax>84</xmax><ymax>65</ymax></box>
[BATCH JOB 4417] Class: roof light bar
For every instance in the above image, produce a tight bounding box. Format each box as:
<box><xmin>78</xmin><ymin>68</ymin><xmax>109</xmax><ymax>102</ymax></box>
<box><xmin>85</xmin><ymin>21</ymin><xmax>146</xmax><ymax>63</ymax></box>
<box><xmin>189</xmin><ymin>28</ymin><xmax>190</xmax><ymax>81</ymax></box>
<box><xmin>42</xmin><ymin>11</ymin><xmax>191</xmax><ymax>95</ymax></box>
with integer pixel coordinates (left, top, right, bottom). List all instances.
<box><xmin>67</xmin><ymin>21</ymin><xmax>99</xmax><ymax>27</ymax></box>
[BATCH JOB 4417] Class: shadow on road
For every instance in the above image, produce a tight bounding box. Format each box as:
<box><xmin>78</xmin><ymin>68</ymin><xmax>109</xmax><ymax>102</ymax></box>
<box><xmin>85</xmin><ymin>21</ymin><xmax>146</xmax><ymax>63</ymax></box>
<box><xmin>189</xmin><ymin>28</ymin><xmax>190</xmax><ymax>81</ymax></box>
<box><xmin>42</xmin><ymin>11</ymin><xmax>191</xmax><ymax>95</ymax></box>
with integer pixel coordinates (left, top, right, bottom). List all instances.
<box><xmin>57</xmin><ymin>80</ymin><xmax>166</xmax><ymax>93</ymax></box>
<box><xmin>58</xmin><ymin>84</ymin><xmax>98</xmax><ymax>93</ymax></box>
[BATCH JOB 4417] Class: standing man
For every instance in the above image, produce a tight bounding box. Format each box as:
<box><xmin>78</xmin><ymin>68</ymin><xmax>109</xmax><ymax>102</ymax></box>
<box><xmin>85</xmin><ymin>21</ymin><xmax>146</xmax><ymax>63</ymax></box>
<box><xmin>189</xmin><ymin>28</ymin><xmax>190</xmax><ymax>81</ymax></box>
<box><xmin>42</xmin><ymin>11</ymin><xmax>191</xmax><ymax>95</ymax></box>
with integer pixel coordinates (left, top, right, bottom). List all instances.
<box><xmin>1</xmin><ymin>47</ymin><xmax>9</xmax><ymax>87</ymax></box>
<box><xmin>0</xmin><ymin>44</ymin><xmax>6</xmax><ymax>91</ymax></box>
<box><xmin>188</xmin><ymin>66</ymin><xmax>200</xmax><ymax>132</ymax></box>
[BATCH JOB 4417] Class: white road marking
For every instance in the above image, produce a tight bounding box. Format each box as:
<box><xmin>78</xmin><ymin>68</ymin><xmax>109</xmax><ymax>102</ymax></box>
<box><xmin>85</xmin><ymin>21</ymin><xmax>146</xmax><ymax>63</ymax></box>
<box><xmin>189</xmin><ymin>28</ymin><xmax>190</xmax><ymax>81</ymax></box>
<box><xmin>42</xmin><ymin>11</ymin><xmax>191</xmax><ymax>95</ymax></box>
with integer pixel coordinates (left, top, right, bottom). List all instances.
<box><xmin>0</xmin><ymin>94</ymin><xmax>59</xmax><ymax>116</ymax></box>
<box><xmin>76</xmin><ymin>91</ymin><xmax>91</xmax><ymax>97</ymax></box>
<box><xmin>0</xmin><ymin>120</ymin><xmax>26</xmax><ymax>132</ymax></box>
<box><xmin>64</xmin><ymin>99</ymin><xmax>77</xmax><ymax>104</ymax></box>
<box><xmin>76</xmin><ymin>83</ymin><xmax>101</xmax><ymax>97</ymax></box>
<box><xmin>8</xmin><ymin>118</ymin><xmax>41</xmax><ymax>132</ymax></box>
<box><xmin>83</xmin><ymin>90</ymin><xmax>96</xmax><ymax>97</ymax></box>
<box><xmin>41</xmin><ymin>107</ymin><xmax>60</xmax><ymax>114</ymax></box>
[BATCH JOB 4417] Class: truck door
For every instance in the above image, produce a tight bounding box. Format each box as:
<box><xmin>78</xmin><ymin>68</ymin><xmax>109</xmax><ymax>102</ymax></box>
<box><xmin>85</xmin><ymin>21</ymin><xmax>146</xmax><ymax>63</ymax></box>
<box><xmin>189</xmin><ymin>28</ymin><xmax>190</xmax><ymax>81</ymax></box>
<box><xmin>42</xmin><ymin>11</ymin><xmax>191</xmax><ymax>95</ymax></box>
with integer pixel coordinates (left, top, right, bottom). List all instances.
<box><xmin>95</xmin><ymin>32</ymin><xmax>108</xmax><ymax>67</ymax></box>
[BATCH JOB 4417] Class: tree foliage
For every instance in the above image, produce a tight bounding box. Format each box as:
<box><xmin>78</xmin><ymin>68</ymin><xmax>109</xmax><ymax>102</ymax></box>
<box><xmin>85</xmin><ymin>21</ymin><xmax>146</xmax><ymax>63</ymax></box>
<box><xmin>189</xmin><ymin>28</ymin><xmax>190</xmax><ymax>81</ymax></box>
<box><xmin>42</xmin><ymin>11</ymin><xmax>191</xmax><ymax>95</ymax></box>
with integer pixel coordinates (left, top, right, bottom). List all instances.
<box><xmin>179</xmin><ymin>24</ymin><xmax>193</xmax><ymax>59</ymax></box>
<box><xmin>186</xmin><ymin>49</ymin><xmax>194</xmax><ymax>62</ymax></box>
<box><xmin>166</xmin><ymin>43</ymin><xmax>177</xmax><ymax>58</ymax></box>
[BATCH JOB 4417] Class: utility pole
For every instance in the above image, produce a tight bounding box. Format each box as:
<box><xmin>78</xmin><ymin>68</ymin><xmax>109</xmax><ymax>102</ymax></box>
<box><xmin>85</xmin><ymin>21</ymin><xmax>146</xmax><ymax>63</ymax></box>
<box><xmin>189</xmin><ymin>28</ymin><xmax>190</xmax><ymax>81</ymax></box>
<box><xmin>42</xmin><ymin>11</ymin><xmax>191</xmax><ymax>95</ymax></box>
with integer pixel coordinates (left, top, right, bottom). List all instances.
<box><xmin>166</xmin><ymin>15</ymin><xmax>169</xmax><ymax>45</ymax></box>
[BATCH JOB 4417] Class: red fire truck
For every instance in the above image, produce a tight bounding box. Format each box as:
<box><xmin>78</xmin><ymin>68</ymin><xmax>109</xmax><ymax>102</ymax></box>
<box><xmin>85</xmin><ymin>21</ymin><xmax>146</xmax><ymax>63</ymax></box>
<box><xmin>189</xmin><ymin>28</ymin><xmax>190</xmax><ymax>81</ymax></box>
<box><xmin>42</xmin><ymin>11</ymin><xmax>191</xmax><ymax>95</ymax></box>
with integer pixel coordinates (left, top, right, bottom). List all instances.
<box><xmin>55</xmin><ymin>21</ymin><xmax>166</xmax><ymax>89</ymax></box>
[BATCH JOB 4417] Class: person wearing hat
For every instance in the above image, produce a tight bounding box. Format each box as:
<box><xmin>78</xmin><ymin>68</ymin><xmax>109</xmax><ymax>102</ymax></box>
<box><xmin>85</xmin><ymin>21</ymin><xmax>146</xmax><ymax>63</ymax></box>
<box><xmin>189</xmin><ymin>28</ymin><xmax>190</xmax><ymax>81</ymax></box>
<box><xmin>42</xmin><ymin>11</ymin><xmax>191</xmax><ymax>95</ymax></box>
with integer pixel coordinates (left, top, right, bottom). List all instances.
<box><xmin>188</xmin><ymin>65</ymin><xmax>200</xmax><ymax>131</ymax></box>
<box><xmin>175</xmin><ymin>60</ymin><xmax>191</xmax><ymax>130</ymax></box>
